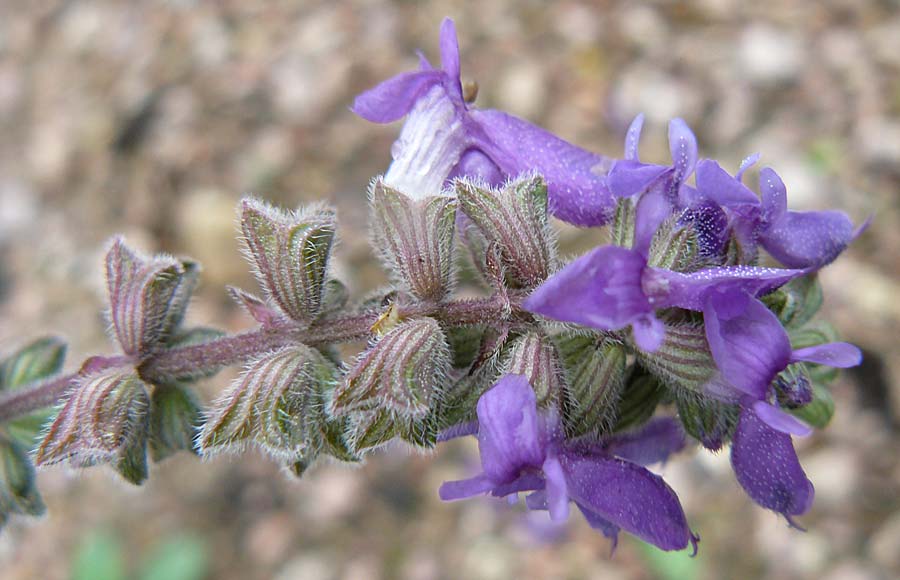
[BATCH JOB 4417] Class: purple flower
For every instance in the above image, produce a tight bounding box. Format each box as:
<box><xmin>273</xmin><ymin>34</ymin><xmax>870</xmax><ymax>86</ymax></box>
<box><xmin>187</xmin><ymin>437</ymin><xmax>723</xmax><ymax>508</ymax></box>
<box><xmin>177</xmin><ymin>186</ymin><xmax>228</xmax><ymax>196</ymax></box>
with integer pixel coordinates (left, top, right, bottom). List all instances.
<box><xmin>606</xmin><ymin>115</ymin><xmax>699</xmax><ymax>206</ymax></box>
<box><xmin>695</xmin><ymin>160</ymin><xmax>866</xmax><ymax>269</ymax></box>
<box><xmin>353</xmin><ymin>18</ymin><xmax>614</xmax><ymax>226</ymax></box>
<box><xmin>702</xmin><ymin>286</ymin><xmax>861</xmax><ymax>428</ymax></box>
<box><xmin>523</xmin><ymin>191</ymin><xmax>805</xmax><ymax>352</ymax></box>
<box><xmin>699</xmin><ymin>286</ymin><xmax>862</xmax><ymax>522</ymax></box>
<box><xmin>439</xmin><ymin>374</ymin><xmax>698</xmax><ymax>553</ymax></box>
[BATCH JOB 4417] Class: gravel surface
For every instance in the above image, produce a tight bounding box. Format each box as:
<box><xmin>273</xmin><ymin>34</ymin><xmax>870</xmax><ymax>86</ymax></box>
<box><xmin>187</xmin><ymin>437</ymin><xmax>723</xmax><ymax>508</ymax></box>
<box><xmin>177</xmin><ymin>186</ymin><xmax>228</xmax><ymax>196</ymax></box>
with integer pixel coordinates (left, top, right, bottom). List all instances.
<box><xmin>1</xmin><ymin>1</ymin><xmax>897</xmax><ymax>579</ymax></box>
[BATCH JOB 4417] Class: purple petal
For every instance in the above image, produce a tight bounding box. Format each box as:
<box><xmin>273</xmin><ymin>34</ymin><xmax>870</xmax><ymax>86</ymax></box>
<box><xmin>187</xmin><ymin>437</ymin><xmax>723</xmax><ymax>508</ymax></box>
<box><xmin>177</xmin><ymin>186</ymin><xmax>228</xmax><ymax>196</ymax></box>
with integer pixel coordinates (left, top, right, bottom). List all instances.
<box><xmin>491</xmin><ymin>473</ymin><xmax>545</xmax><ymax>497</ymax></box>
<box><xmin>736</xmin><ymin>153</ymin><xmax>761</xmax><ymax>182</ymax></box>
<box><xmin>447</xmin><ymin>149</ymin><xmax>504</xmax><ymax>187</ymax></box>
<box><xmin>759</xmin><ymin>167</ymin><xmax>787</xmax><ymax>225</ymax></box>
<box><xmin>607</xmin><ymin>160</ymin><xmax>670</xmax><ymax>199</ymax></box>
<box><xmin>476</xmin><ymin>374</ymin><xmax>548</xmax><ymax>483</ymax></box>
<box><xmin>524</xmin><ymin>246</ymin><xmax>651</xmax><ymax>330</ymax></box>
<box><xmin>791</xmin><ymin>342</ymin><xmax>862</xmax><ymax>368</ymax></box>
<box><xmin>648</xmin><ymin>264</ymin><xmax>805</xmax><ymax>312</ymax></box>
<box><xmin>471</xmin><ymin>109</ymin><xmax>614</xmax><ymax>226</ymax></box>
<box><xmin>415</xmin><ymin>50</ymin><xmax>433</xmax><ymax>70</ymax></box>
<box><xmin>624</xmin><ymin>114</ymin><xmax>645</xmax><ymax>161</ymax></box>
<box><xmin>751</xmin><ymin>400</ymin><xmax>813</xmax><ymax>437</ymax></box>
<box><xmin>679</xmin><ymin>201</ymin><xmax>730</xmax><ymax>258</ymax></box>
<box><xmin>731</xmin><ymin>406</ymin><xmax>815</xmax><ymax>518</ymax></box>
<box><xmin>439</xmin><ymin>18</ymin><xmax>462</xmax><ymax>95</ymax></box>
<box><xmin>606</xmin><ymin>417</ymin><xmax>687</xmax><ymax>466</ymax></box>
<box><xmin>633</xmin><ymin>190</ymin><xmax>673</xmax><ymax>256</ymax></box>
<box><xmin>439</xmin><ymin>474</ymin><xmax>495</xmax><ymax>501</ymax></box>
<box><xmin>437</xmin><ymin>419</ymin><xmax>478</xmax><ymax>442</ymax></box>
<box><xmin>703</xmin><ymin>291</ymin><xmax>792</xmax><ymax>399</ymax></box>
<box><xmin>668</xmin><ymin>118</ymin><xmax>698</xmax><ymax>186</ymax></box>
<box><xmin>696</xmin><ymin>160</ymin><xmax>760</xmax><ymax>209</ymax></box>
<box><xmin>760</xmin><ymin>209</ymin><xmax>856</xmax><ymax>269</ymax></box>
<box><xmin>352</xmin><ymin>70</ymin><xmax>443</xmax><ymax>123</ymax></box>
<box><xmin>632</xmin><ymin>314</ymin><xmax>665</xmax><ymax>352</ymax></box>
<box><xmin>543</xmin><ymin>455</ymin><xmax>570</xmax><ymax>521</ymax></box>
<box><xmin>560</xmin><ymin>453</ymin><xmax>695</xmax><ymax>552</ymax></box>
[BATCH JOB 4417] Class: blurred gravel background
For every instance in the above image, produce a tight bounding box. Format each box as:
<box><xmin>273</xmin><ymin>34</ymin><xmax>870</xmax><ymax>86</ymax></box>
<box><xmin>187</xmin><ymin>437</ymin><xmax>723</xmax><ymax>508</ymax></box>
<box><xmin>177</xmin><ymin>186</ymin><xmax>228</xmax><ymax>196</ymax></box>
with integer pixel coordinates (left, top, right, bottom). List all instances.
<box><xmin>1</xmin><ymin>1</ymin><xmax>898</xmax><ymax>579</ymax></box>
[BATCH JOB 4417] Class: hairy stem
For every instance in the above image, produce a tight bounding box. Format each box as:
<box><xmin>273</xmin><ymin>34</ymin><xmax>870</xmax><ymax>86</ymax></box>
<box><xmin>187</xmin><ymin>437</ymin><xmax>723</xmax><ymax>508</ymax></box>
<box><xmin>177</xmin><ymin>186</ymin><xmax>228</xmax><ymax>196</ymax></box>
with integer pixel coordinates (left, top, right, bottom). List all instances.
<box><xmin>0</xmin><ymin>294</ymin><xmax>521</xmax><ymax>423</ymax></box>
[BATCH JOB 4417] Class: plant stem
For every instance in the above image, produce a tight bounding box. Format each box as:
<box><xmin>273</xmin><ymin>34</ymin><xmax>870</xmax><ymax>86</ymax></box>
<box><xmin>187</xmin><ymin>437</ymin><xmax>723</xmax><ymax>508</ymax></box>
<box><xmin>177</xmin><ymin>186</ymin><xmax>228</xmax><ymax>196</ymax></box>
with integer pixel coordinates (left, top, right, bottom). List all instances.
<box><xmin>0</xmin><ymin>294</ymin><xmax>520</xmax><ymax>423</ymax></box>
<box><xmin>0</xmin><ymin>355</ymin><xmax>128</xmax><ymax>423</ymax></box>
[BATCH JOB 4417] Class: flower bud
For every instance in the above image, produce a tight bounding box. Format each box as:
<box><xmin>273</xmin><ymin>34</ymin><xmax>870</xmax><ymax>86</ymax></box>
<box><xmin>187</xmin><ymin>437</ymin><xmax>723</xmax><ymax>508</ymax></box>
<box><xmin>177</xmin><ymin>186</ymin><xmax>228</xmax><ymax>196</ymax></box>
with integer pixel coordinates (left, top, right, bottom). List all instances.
<box><xmin>0</xmin><ymin>437</ymin><xmax>45</xmax><ymax>526</ymax></box>
<box><xmin>331</xmin><ymin>318</ymin><xmax>450</xmax><ymax>419</ymax></box>
<box><xmin>370</xmin><ymin>180</ymin><xmax>458</xmax><ymax>302</ymax></box>
<box><xmin>199</xmin><ymin>345</ymin><xmax>339</xmax><ymax>462</ymax></box>
<box><xmin>555</xmin><ymin>334</ymin><xmax>626</xmax><ymax>437</ymax></box>
<box><xmin>502</xmin><ymin>332</ymin><xmax>564</xmax><ymax>408</ymax></box>
<box><xmin>676</xmin><ymin>394</ymin><xmax>740</xmax><ymax>451</ymax></box>
<box><xmin>241</xmin><ymin>198</ymin><xmax>337</xmax><ymax>323</ymax></box>
<box><xmin>149</xmin><ymin>384</ymin><xmax>202</xmax><ymax>462</ymax></box>
<box><xmin>635</xmin><ymin>319</ymin><xmax>717</xmax><ymax>392</ymax></box>
<box><xmin>773</xmin><ymin>364</ymin><xmax>813</xmax><ymax>409</ymax></box>
<box><xmin>647</xmin><ymin>219</ymin><xmax>699</xmax><ymax>272</ymax></box>
<box><xmin>35</xmin><ymin>369</ymin><xmax>151</xmax><ymax>485</ymax></box>
<box><xmin>611</xmin><ymin>198</ymin><xmax>636</xmax><ymax>249</ymax></box>
<box><xmin>106</xmin><ymin>238</ymin><xmax>195</xmax><ymax>357</ymax></box>
<box><xmin>0</xmin><ymin>337</ymin><xmax>66</xmax><ymax>391</ymax></box>
<box><xmin>762</xmin><ymin>275</ymin><xmax>823</xmax><ymax>328</ymax></box>
<box><xmin>346</xmin><ymin>408</ymin><xmax>439</xmax><ymax>453</ymax></box>
<box><xmin>456</xmin><ymin>175</ymin><xmax>556</xmax><ymax>289</ymax></box>
<box><xmin>789</xmin><ymin>382</ymin><xmax>835</xmax><ymax>429</ymax></box>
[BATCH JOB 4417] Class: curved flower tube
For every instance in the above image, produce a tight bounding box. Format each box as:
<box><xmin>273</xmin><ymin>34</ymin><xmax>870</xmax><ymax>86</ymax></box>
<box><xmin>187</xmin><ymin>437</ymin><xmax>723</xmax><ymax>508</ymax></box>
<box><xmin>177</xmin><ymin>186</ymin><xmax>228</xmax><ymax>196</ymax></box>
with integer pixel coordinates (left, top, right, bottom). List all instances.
<box><xmin>353</xmin><ymin>18</ymin><xmax>615</xmax><ymax>226</ymax></box>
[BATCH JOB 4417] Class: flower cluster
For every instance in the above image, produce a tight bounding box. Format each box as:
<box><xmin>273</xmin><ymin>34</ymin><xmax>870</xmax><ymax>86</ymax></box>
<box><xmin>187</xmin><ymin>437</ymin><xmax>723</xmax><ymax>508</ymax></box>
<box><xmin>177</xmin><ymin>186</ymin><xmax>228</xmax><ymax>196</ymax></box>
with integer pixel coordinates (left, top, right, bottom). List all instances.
<box><xmin>356</xmin><ymin>18</ymin><xmax>865</xmax><ymax>551</ymax></box>
<box><xmin>0</xmin><ymin>17</ymin><xmax>864</xmax><ymax>555</ymax></box>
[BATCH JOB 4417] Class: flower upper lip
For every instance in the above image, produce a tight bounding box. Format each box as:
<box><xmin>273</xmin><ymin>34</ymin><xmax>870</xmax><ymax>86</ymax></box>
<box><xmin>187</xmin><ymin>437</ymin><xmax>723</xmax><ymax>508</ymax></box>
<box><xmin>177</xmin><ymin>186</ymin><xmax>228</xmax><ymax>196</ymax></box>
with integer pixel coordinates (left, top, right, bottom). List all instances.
<box><xmin>352</xmin><ymin>18</ymin><xmax>616</xmax><ymax>226</ymax></box>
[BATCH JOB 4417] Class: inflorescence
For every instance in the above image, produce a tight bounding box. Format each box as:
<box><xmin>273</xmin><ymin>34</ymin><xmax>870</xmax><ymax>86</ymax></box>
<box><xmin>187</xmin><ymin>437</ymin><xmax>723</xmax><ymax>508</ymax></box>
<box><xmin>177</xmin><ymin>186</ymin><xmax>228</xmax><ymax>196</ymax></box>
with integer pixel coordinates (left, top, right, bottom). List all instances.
<box><xmin>0</xmin><ymin>19</ymin><xmax>866</xmax><ymax>553</ymax></box>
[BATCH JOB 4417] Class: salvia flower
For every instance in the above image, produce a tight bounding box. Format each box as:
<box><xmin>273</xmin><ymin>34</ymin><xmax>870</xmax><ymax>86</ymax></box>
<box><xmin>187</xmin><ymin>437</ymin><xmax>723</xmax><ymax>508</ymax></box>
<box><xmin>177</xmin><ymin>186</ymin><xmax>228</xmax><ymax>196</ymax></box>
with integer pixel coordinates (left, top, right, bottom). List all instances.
<box><xmin>353</xmin><ymin>18</ymin><xmax>615</xmax><ymax>226</ymax></box>
<box><xmin>439</xmin><ymin>374</ymin><xmax>699</xmax><ymax>553</ymax></box>
<box><xmin>700</xmin><ymin>286</ymin><xmax>861</xmax><ymax>522</ymax></box>
<box><xmin>694</xmin><ymin>160</ymin><xmax>867</xmax><ymax>268</ymax></box>
<box><xmin>523</xmin><ymin>189</ymin><xmax>805</xmax><ymax>352</ymax></box>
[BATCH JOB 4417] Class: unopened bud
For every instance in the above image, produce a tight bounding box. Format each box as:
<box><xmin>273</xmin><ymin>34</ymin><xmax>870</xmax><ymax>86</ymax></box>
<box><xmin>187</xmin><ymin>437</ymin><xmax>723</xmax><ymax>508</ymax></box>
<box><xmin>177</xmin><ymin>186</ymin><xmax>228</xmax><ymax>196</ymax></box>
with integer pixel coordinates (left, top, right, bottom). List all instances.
<box><xmin>199</xmin><ymin>345</ymin><xmax>338</xmax><ymax>462</ymax></box>
<box><xmin>789</xmin><ymin>382</ymin><xmax>835</xmax><ymax>429</ymax></box>
<box><xmin>106</xmin><ymin>238</ymin><xmax>195</xmax><ymax>357</ymax></box>
<box><xmin>456</xmin><ymin>175</ymin><xmax>555</xmax><ymax>289</ymax></box>
<box><xmin>647</xmin><ymin>219</ymin><xmax>699</xmax><ymax>271</ymax></box>
<box><xmin>241</xmin><ymin>199</ymin><xmax>337</xmax><ymax>323</ymax></box>
<box><xmin>763</xmin><ymin>274</ymin><xmax>823</xmax><ymax>328</ymax></box>
<box><xmin>331</xmin><ymin>318</ymin><xmax>450</xmax><ymax>419</ymax></box>
<box><xmin>635</xmin><ymin>319</ymin><xmax>717</xmax><ymax>392</ymax></box>
<box><xmin>774</xmin><ymin>364</ymin><xmax>813</xmax><ymax>409</ymax></box>
<box><xmin>555</xmin><ymin>334</ymin><xmax>626</xmax><ymax>437</ymax></box>
<box><xmin>676</xmin><ymin>393</ymin><xmax>739</xmax><ymax>451</ymax></box>
<box><xmin>370</xmin><ymin>180</ymin><xmax>457</xmax><ymax>302</ymax></box>
<box><xmin>502</xmin><ymin>332</ymin><xmax>564</xmax><ymax>408</ymax></box>
<box><xmin>611</xmin><ymin>198</ymin><xmax>636</xmax><ymax>248</ymax></box>
<box><xmin>35</xmin><ymin>369</ymin><xmax>151</xmax><ymax>485</ymax></box>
